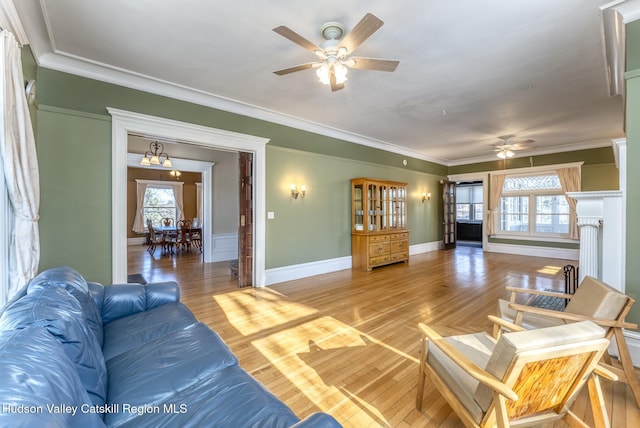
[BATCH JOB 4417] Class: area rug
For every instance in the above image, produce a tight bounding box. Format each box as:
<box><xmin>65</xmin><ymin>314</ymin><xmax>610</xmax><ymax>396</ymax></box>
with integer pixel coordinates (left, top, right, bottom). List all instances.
<box><xmin>127</xmin><ymin>273</ymin><xmax>147</xmax><ymax>284</ymax></box>
<box><xmin>529</xmin><ymin>289</ymin><xmax>566</xmax><ymax>312</ymax></box>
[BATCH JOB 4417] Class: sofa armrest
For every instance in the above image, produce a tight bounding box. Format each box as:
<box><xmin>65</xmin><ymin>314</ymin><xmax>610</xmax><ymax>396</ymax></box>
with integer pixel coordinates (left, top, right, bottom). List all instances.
<box><xmin>290</xmin><ymin>413</ymin><xmax>342</xmax><ymax>428</ymax></box>
<box><xmin>101</xmin><ymin>281</ymin><xmax>180</xmax><ymax>324</ymax></box>
<box><xmin>145</xmin><ymin>281</ymin><xmax>180</xmax><ymax>309</ymax></box>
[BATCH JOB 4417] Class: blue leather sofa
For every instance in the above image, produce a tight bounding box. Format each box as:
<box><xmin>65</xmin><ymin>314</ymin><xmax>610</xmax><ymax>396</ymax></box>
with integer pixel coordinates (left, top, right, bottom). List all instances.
<box><xmin>0</xmin><ymin>267</ymin><xmax>341</xmax><ymax>428</ymax></box>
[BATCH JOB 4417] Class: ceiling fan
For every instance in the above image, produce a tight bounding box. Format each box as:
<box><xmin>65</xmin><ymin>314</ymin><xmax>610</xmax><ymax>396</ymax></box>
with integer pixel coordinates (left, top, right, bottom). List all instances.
<box><xmin>272</xmin><ymin>13</ymin><xmax>399</xmax><ymax>92</ymax></box>
<box><xmin>493</xmin><ymin>135</ymin><xmax>534</xmax><ymax>159</ymax></box>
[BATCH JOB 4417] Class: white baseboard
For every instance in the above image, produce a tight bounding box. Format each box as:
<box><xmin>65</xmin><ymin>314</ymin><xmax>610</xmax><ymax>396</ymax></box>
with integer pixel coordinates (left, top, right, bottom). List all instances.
<box><xmin>265</xmin><ymin>256</ymin><xmax>352</xmax><ymax>285</ymax></box>
<box><xmin>209</xmin><ymin>233</ymin><xmax>238</xmax><ymax>262</ymax></box>
<box><xmin>487</xmin><ymin>242</ymin><xmax>579</xmax><ymax>260</ymax></box>
<box><xmin>265</xmin><ymin>241</ymin><xmax>442</xmax><ymax>286</ymax></box>
<box><xmin>410</xmin><ymin>240</ymin><xmax>442</xmax><ymax>255</ymax></box>
<box><xmin>127</xmin><ymin>237</ymin><xmax>146</xmax><ymax>246</ymax></box>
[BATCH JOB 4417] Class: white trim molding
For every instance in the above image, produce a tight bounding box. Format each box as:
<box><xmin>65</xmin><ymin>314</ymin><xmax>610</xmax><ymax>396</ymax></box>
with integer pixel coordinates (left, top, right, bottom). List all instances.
<box><xmin>209</xmin><ymin>233</ymin><xmax>238</xmax><ymax>262</ymax></box>
<box><xmin>486</xmin><ymin>242</ymin><xmax>579</xmax><ymax>261</ymax></box>
<box><xmin>109</xmin><ymin>108</ymin><xmax>270</xmax><ymax>286</ymax></box>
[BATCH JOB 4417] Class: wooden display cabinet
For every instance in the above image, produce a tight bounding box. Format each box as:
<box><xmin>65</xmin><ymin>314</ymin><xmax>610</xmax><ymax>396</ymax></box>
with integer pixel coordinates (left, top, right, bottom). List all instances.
<box><xmin>351</xmin><ymin>178</ymin><xmax>409</xmax><ymax>271</ymax></box>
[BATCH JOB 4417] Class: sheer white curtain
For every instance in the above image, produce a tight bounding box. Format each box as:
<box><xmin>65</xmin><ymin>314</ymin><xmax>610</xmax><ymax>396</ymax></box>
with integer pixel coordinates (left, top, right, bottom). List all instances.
<box><xmin>556</xmin><ymin>167</ymin><xmax>581</xmax><ymax>240</ymax></box>
<box><xmin>132</xmin><ymin>180</ymin><xmax>149</xmax><ymax>233</ymax></box>
<box><xmin>0</xmin><ymin>30</ymin><xmax>40</xmax><ymax>304</ymax></box>
<box><xmin>486</xmin><ymin>173</ymin><xmax>506</xmax><ymax>235</ymax></box>
<box><xmin>195</xmin><ymin>182</ymin><xmax>202</xmax><ymax>223</ymax></box>
<box><xmin>170</xmin><ymin>182</ymin><xmax>184</xmax><ymax>221</ymax></box>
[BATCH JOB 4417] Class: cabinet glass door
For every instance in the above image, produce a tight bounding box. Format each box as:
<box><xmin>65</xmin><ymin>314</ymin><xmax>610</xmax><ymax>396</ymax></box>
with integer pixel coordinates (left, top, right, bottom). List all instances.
<box><xmin>353</xmin><ymin>183</ymin><xmax>364</xmax><ymax>232</ymax></box>
<box><xmin>389</xmin><ymin>185</ymin><xmax>406</xmax><ymax>230</ymax></box>
<box><xmin>367</xmin><ymin>182</ymin><xmax>386</xmax><ymax>231</ymax></box>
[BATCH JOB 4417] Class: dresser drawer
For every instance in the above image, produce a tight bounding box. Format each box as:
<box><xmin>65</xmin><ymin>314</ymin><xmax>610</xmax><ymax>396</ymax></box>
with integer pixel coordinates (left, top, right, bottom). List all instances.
<box><xmin>369</xmin><ymin>255</ymin><xmax>390</xmax><ymax>266</ymax></box>
<box><xmin>390</xmin><ymin>239</ymin><xmax>408</xmax><ymax>253</ymax></box>
<box><xmin>369</xmin><ymin>234</ymin><xmax>390</xmax><ymax>243</ymax></box>
<box><xmin>390</xmin><ymin>232</ymin><xmax>409</xmax><ymax>241</ymax></box>
<box><xmin>390</xmin><ymin>251</ymin><xmax>408</xmax><ymax>261</ymax></box>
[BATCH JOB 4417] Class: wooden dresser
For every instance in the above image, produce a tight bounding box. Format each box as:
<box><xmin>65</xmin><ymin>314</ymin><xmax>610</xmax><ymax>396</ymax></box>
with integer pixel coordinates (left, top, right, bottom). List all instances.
<box><xmin>351</xmin><ymin>178</ymin><xmax>409</xmax><ymax>271</ymax></box>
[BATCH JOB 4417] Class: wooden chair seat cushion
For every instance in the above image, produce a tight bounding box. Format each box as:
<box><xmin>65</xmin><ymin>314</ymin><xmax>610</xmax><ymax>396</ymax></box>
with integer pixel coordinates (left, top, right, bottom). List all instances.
<box><xmin>427</xmin><ymin>332</ymin><xmax>497</xmax><ymax>423</ymax></box>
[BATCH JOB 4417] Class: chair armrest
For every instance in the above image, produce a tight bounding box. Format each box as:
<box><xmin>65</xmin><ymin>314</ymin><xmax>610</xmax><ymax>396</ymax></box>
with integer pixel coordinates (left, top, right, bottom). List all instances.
<box><xmin>594</xmin><ymin>364</ymin><xmax>619</xmax><ymax>382</ymax></box>
<box><xmin>505</xmin><ymin>286</ymin><xmax>574</xmax><ymax>300</ymax></box>
<box><xmin>418</xmin><ymin>323</ymin><xmax>518</xmax><ymax>401</ymax></box>
<box><xmin>508</xmin><ymin>303</ymin><xmax>639</xmax><ymax>329</ymax></box>
<box><xmin>489</xmin><ymin>314</ymin><xmax>525</xmax><ymax>338</ymax></box>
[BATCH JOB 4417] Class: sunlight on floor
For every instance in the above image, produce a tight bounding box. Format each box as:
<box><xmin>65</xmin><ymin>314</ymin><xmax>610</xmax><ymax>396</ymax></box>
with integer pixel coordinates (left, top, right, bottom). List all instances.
<box><xmin>538</xmin><ymin>265</ymin><xmax>563</xmax><ymax>275</ymax></box>
<box><xmin>213</xmin><ymin>287</ymin><xmax>420</xmax><ymax>427</ymax></box>
<box><xmin>251</xmin><ymin>315</ymin><xmax>418</xmax><ymax>427</ymax></box>
<box><xmin>212</xmin><ymin>288</ymin><xmax>318</xmax><ymax>336</ymax></box>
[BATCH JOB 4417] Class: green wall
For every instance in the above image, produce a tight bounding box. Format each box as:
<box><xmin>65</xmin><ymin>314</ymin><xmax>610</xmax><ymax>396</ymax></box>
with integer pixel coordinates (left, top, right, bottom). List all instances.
<box><xmin>625</xmin><ymin>20</ymin><xmax>640</xmax><ymax>325</ymax></box>
<box><xmin>266</xmin><ymin>147</ymin><xmax>441</xmax><ymax>268</ymax></box>
<box><xmin>33</xmin><ymin>68</ymin><xmax>443</xmax><ymax>283</ymax></box>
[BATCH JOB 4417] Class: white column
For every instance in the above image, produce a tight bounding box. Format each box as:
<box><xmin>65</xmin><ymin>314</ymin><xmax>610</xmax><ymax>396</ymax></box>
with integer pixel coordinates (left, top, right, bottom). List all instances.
<box><xmin>575</xmin><ymin>217</ymin><xmax>601</xmax><ymax>282</ymax></box>
<box><xmin>567</xmin><ymin>191</ymin><xmax>624</xmax><ymax>291</ymax></box>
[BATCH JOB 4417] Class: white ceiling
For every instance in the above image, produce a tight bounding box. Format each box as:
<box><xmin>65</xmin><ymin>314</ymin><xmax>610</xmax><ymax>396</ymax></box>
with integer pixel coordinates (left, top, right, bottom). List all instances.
<box><xmin>9</xmin><ymin>0</ymin><xmax>639</xmax><ymax>165</ymax></box>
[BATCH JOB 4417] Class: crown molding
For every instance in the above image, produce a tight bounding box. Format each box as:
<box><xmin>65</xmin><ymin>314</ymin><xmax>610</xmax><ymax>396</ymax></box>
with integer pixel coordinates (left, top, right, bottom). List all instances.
<box><xmin>0</xmin><ymin>0</ymin><xmax>29</xmax><ymax>44</ymax></box>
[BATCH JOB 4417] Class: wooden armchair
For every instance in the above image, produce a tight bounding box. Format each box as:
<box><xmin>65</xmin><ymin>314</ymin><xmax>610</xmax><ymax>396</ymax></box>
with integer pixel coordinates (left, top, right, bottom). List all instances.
<box><xmin>416</xmin><ymin>318</ymin><xmax>616</xmax><ymax>427</ymax></box>
<box><xmin>496</xmin><ymin>276</ymin><xmax>640</xmax><ymax>407</ymax></box>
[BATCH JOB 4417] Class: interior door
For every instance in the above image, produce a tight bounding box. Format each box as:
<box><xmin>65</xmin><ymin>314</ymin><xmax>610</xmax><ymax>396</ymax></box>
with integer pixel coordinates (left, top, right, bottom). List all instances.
<box><xmin>442</xmin><ymin>180</ymin><xmax>456</xmax><ymax>249</ymax></box>
<box><xmin>238</xmin><ymin>152</ymin><xmax>253</xmax><ymax>288</ymax></box>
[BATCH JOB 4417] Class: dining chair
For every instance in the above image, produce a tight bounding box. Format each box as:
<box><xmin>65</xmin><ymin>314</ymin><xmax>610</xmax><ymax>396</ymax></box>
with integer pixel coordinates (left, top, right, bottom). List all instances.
<box><xmin>416</xmin><ymin>318</ymin><xmax>615</xmax><ymax>427</ymax></box>
<box><xmin>190</xmin><ymin>219</ymin><xmax>202</xmax><ymax>253</ymax></box>
<box><xmin>176</xmin><ymin>219</ymin><xmax>192</xmax><ymax>252</ymax></box>
<box><xmin>496</xmin><ymin>275</ymin><xmax>640</xmax><ymax>407</ymax></box>
<box><xmin>146</xmin><ymin>219</ymin><xmax>171</xmax><ymax>255</ymax></box>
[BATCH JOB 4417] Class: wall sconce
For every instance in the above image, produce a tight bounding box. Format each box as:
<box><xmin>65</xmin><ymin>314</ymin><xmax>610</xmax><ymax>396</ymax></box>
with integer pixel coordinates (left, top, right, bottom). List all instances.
<box><xmin>290</xmin><ymin>184</ymin><xmax>306</xmax><ymax>199</ymax></box>
<box><xmin>422</xmin><ymin>192</ymin><xmax>431</xmax><ymax>203</ymax></box>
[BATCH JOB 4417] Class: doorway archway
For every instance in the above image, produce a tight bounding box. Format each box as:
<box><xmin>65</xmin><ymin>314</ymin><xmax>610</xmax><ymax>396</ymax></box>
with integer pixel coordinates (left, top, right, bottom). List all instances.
<box><xmin>109</xmin><ymin>108</ymin><xmax>269</xmax><ymax>286</ymax></box>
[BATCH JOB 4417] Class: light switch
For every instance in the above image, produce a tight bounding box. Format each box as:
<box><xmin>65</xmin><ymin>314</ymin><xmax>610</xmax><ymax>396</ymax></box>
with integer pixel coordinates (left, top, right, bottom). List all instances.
<box><xmin>267</xmin><ymin>211</ymin><xmax>275</xmax><ymax>219</ymax></box>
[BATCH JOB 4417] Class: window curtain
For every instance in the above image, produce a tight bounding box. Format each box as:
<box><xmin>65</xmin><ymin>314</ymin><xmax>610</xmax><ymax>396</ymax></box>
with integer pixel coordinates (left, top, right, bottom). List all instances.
<box><xmin>170</xmin><ymin>183</ymin><xmax>184</xmax><ymax>221</ymax></box>
<box><xmin>0</xmin><ymin>30</ymin><xmax>40</xmax><ymax>303</ymax></box>
<box><xmin>486</xmin><ymin>173</ymin><xmax>506</xmax><ymax>235</ymax></box>
<box><xmin>132</xmin><ymin>180</ymin><xmax>149</xmax><ymax>233</ymax></box>
<box><xmin>195</xmin><ymin>183</ymin><xmax>203</xmax><ymax>224</ymax></box>
<box><xmin>556</xmin><ymin>167</ymin><xmax>580</xmax><ymax>239</ymax></box>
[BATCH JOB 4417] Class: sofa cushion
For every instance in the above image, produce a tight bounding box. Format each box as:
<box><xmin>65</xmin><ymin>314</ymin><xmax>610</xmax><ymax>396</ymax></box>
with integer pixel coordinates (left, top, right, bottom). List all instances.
<box><xmin>0</xmin><ymin>327</ymin><xmax>105</xmax><ymax>428</ymax></box>
<box><xmin>115</xmin><ymin>365</ymin><xmax>300</xmax><ymax>428</ymax></box>
<box><xmin>105</xmin><ymin>322</ymin><xmax>238</xmax><ymax>426</ymax></box>
<box><xmin>102</xmin><ymin>302</ymin><xmax>197</xmax><ymax>361</ymax></box>
<box><xmin>0</xmin><ymin>286</ymin><xmax>108</xmax><ymax>407</ymax></box>
<box><xmin>101</xmin><ymin>284</ymin><xmax>146</xmax><ymax>323</ymax></box>
<box><xmin>27</xmin><ymin>266</ymin><xmax>104</xmax><ymax>347</ymax></box>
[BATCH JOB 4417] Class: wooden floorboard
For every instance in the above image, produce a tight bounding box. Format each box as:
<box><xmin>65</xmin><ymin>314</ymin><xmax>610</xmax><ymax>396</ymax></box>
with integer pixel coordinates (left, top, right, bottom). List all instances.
<box><xmin>127</xmin><ymin>244</ymin><xmax>640</xmax><ymax>427</ymax></box>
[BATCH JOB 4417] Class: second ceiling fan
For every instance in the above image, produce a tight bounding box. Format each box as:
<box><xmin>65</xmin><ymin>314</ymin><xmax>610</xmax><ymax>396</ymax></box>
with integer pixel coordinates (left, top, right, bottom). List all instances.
<box><xmin>273</xmin><ymin>13</ymin><xmax>399</xmax><ymax>92</ymax></box>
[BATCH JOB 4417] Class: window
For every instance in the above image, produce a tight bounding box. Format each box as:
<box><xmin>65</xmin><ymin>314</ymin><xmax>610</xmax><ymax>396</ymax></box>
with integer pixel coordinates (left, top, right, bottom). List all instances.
<box><xmin>143</xmin><ymin>186</ymin><xmax>177</xmax><ymax>228</ymax></box>
<box><xmin>498</xmin><ymin>173</ymin><xmax>569</xmax><ymax>237</ymax></box>
<box><xmin>456</xmin><ymin>184</ymin><xmax>483</xmax><ymax>221</ymax></box>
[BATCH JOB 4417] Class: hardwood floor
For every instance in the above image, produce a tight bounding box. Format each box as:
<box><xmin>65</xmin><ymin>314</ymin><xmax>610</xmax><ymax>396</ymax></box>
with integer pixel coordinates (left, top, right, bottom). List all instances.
<box><xmin>127</xmin><ymin>245</ymin><xmax>640</xmax><ymax>427</ymax></box>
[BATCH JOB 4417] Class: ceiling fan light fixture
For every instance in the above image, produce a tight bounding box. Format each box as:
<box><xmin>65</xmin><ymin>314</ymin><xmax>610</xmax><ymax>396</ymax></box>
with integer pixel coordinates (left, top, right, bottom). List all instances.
<box><xmin>334</xmin><ymin>64</ymin><xmax>348</xmax><ymax>84</ymax></box>
<box><xmin>316</xmin><ymin>65</ymin><xmax>331</xmax><ymax>85</ymax></box>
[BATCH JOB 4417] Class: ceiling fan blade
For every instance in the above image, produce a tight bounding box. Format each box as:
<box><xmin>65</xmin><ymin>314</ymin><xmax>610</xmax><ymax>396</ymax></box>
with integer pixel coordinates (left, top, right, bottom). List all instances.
<box><xmin>348</xmin><ymin>57</ymin><xmax>399</xmax><ymax>72</ymax></box>
<box><xmin>273</xmin><ymin>63</ymin><xmax>316</xmax><ymax>76</ymax></box>
<box><xmin>340</xmin><ymin>13</ymin><xmax>384</xmax><ymax>54</ymax></box>
<box><xmin>330</xmin><ymin>72</ymin><xmax>344</xmax><ymax>92</ymax></box>
<box><xmin>273</xmin><ymin>26</ymin><xmax>321</xmax><ymax>53</ymax></box>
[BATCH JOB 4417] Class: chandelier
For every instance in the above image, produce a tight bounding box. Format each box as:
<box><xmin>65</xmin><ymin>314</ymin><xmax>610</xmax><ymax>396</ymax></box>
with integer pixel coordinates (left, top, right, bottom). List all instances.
<box><xmin>140</xmin><ymin>141</ymin><xmax>173</xmax><ymax>168</ymax></box>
